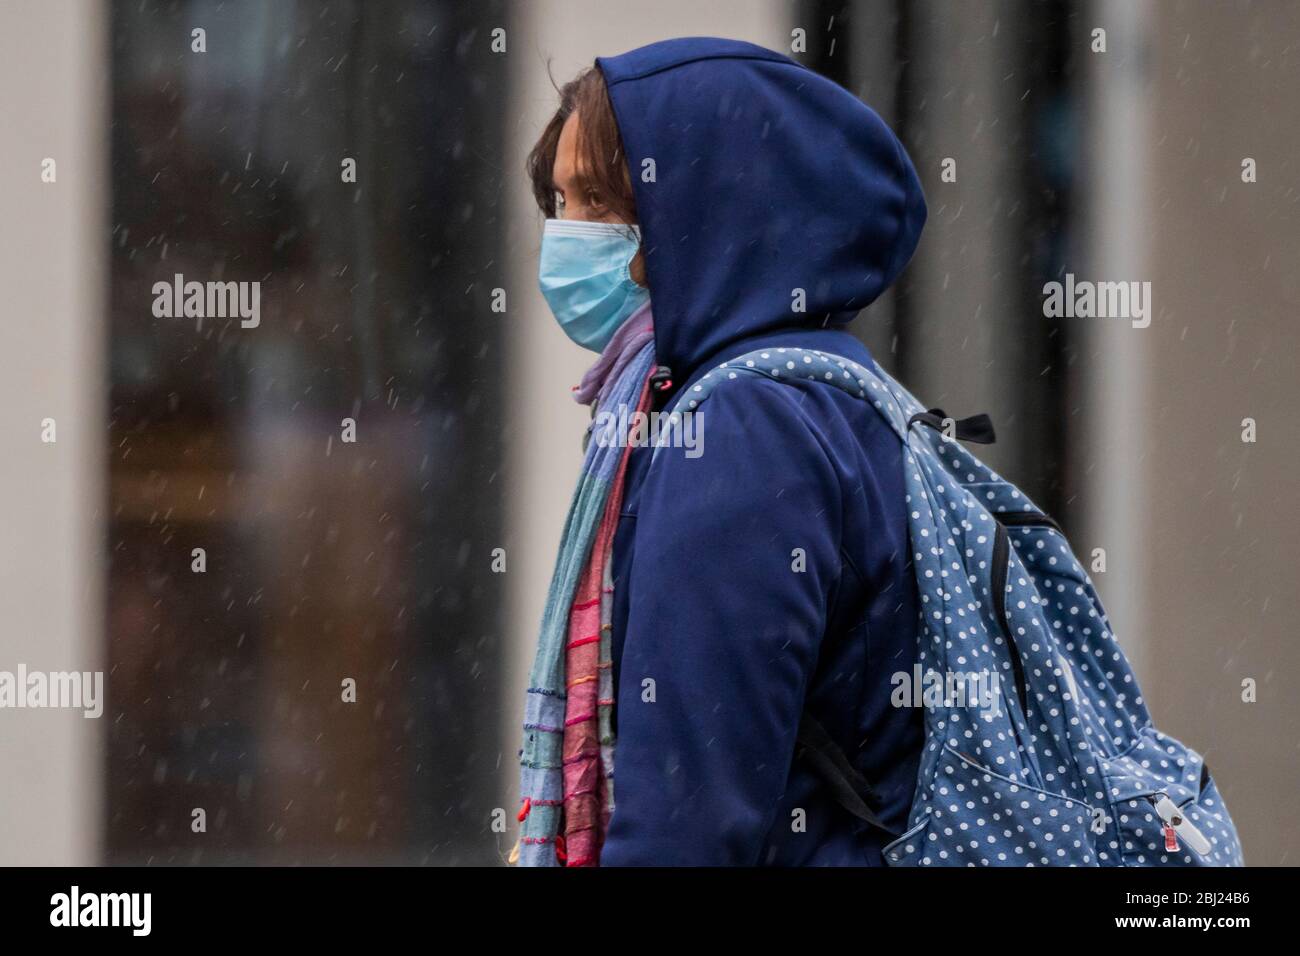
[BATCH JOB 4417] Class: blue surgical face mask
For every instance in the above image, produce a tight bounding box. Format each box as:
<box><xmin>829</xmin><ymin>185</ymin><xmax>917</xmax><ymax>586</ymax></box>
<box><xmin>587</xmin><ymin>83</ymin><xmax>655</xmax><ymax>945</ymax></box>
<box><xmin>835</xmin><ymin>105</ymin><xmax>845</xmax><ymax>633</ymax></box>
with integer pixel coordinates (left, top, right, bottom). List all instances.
<box><xmin>538</xmin><ymin>219</ymin><xmax>648</xmax><ymax>352</ymax></box>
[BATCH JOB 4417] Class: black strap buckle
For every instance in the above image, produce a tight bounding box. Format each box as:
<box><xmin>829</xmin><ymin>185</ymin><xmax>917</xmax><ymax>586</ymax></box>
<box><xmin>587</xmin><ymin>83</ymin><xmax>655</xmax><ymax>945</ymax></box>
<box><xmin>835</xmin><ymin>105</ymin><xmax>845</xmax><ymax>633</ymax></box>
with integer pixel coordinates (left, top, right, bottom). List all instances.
<box><xmin>906</xmin><ymin>408</ymin><xmax>996</xmax><ymax>444</ymax></box>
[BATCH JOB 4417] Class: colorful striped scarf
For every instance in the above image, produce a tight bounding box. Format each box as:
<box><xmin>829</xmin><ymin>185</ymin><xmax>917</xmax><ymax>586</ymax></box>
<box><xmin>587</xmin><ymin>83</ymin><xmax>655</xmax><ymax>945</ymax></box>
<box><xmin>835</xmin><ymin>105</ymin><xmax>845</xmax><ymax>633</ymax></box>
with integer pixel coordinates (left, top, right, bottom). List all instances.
<box><xmin>515</xmin><ymin>305</ymin><xmax>656</xmax><ymax>867</ymax></box>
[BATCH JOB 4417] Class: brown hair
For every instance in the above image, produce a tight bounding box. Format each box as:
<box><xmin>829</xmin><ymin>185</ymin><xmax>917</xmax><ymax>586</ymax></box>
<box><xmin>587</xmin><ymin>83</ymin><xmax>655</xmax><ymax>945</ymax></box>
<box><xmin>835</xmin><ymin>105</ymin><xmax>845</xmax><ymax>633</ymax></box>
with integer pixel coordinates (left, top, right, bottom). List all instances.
<box><xmin>527</xmin><ymin>66</ymin><xmax>637</xmax><ymax>225</ymax></box>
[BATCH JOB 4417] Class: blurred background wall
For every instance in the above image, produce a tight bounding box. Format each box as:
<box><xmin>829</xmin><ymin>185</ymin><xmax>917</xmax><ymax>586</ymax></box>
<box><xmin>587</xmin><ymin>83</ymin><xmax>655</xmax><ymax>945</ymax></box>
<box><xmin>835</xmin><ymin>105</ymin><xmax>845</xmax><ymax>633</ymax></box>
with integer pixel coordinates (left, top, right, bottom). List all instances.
<box><xmin>0</xmin><ymin>0</ymin><xmax>1294</xmax><ymax>865</ymax></box>
<box><xmin>1135</xmin><ymin>0</ymin><xmax>1299</xmax><ymax>865</ymax></box>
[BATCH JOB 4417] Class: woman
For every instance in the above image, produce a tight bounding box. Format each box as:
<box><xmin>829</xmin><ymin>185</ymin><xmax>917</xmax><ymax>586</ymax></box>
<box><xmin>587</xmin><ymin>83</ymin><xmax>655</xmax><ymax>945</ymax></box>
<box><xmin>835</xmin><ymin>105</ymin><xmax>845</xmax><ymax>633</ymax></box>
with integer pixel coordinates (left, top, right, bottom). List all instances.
<box><xmin>518</xmin><ymin>37</ymin><xmax>927</xmax><ymax>866</ymax></box>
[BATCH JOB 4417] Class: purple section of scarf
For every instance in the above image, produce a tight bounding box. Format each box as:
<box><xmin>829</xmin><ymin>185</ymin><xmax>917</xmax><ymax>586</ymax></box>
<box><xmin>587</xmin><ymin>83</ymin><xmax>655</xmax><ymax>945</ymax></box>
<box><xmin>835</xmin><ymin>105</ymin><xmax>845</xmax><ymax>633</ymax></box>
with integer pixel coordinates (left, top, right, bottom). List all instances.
<box><xmin>572</xmin><ymin>301</ymin><xmax>654</xmax><ymax>407</ymax></box>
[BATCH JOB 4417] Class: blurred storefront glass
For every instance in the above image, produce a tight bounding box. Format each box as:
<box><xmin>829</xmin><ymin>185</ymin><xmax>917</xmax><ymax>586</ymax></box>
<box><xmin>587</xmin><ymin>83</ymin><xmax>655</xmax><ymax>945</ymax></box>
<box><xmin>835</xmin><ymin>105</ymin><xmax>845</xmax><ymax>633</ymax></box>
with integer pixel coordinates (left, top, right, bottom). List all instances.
<box><xmin>107</xmin><ymin>0</ymin><xmax>509</xmax><ymax>863</ymax></box>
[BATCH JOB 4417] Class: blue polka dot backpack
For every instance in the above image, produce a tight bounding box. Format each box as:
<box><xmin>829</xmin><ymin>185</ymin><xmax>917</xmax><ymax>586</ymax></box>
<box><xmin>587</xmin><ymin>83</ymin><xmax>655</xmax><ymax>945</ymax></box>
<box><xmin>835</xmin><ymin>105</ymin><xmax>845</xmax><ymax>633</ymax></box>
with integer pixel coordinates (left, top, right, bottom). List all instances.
<box><xmin>672</xmin><ymin>348</ymin><xmax>1243</xmax><ymax>867</ymax></box>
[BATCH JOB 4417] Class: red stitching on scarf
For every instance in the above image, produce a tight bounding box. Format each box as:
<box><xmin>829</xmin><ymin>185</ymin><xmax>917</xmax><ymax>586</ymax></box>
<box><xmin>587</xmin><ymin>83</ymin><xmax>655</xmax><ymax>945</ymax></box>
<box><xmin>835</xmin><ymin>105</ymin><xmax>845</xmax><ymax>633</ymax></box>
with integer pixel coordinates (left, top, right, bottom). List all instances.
<box><xmin>566</xmin><ymin>634</ymin><xmax>600</xmax><ymax>649</ymax></box>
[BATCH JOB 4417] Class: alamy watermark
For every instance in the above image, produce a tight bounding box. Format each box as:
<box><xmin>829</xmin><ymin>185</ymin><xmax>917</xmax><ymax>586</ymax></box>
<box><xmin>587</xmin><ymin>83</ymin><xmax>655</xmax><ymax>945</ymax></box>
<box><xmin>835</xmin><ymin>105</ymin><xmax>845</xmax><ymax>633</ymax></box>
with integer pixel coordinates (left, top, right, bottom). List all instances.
<box><xmin>0</xmin><ymin>665</ymin><xmax>103</xmax><ymax>718</ymax></box>
<box><xmin>152</xmin><ymin>272</ymin><xmax>260</xmax><ymax>328</ymax></box>
<box><xmin>50</xmin><ymin>886</ymin><xmax>151</xmax><ymax>936</ymax></box>
<box><xmin>1042</xmin><ymin>273</ymin><xmax>1152</xmax><ymax>329</ymax></box>
<box><xmin>891</xmin><ymin>665</ymin><xmax>1002</xmax><ymax>720</ymax></box>
<box><xmin>592</xmin><ymin>408</ymin><xmax>703</xmax><ymax>459</ymax></box>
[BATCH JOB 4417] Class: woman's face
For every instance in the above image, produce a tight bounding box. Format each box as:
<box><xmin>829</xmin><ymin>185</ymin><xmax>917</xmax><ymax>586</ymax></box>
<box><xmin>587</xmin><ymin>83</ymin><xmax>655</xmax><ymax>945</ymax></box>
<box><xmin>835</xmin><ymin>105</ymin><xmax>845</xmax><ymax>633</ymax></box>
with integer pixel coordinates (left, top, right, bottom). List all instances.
<box><xmin>552</xmin><ymin>111</ymin><xmax>646</xmax><ymax>284</ymax></box>
<box><xmin>552</xmin><ymin>111</ymin><xmax>618</xmax><ymax>223</ymax></box>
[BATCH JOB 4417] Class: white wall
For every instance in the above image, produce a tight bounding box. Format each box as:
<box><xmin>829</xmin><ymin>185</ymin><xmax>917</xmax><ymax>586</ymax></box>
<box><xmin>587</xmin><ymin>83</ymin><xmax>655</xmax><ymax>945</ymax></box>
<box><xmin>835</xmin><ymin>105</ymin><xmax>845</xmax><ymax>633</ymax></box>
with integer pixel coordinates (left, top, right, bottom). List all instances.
<box><xmin>499</xmin><ymin>1</ymin><xmax>789</xmax><ymax>813</ymax></box>
<box><xmin>0</xmin><ymin>0</ymin><xmax>107</xmax><ymax>865</ymax></box>
<box><xmin>1079</xmin><ymin>0</ymin><xmax>1153</xmax><ymax>675</ymax></box>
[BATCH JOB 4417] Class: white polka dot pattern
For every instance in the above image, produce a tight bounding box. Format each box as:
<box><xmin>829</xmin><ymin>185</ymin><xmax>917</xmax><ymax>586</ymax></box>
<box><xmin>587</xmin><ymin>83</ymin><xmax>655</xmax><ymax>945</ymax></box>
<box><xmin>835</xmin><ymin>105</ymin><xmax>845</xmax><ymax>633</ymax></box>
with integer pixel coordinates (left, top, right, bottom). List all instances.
<box><xmin>675</xmin><ymin>348</ymin><xmax>1244</xmax><ymax>867</ymax></box>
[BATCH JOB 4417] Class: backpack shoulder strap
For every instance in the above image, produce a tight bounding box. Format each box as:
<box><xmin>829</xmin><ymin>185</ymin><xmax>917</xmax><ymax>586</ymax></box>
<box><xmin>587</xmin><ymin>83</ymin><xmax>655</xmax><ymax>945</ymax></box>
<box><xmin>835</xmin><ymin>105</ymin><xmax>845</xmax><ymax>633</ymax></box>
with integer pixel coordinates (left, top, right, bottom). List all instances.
<box><xmin>796</xmin><ymin>713</ymin><xmax>898</xmax><ymax>836</ymax></box>
<box><xmin>664</xmin><ymin>346</ymin><xmax>997</xmax><ymax>451</ymax></box>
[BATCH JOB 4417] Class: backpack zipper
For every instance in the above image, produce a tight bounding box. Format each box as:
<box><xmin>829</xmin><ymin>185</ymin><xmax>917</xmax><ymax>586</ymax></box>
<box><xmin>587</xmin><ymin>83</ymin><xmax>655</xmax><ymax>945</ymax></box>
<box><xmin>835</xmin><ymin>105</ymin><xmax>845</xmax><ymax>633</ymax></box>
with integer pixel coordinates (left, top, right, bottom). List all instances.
<box><xmin>1147</xmin><ymin>792</ymin><xmax>1212</xmax><ymax>856</ymax></box>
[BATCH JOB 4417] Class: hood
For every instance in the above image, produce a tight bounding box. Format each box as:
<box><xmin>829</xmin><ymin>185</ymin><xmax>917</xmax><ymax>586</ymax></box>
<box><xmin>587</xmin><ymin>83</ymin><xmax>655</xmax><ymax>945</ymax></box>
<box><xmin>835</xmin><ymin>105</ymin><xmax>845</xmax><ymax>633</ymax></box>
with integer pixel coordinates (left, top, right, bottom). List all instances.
<box><xmin>596</xmin><ymin>37</ymin><xmax>927</xmax><ymax>379</ymax></box>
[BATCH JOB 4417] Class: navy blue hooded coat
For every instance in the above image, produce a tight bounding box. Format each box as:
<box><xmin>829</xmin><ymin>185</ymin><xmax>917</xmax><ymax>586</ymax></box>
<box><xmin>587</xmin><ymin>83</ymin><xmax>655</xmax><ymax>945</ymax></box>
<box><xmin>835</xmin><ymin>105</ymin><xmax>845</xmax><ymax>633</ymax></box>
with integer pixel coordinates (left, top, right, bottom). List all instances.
<box><xmin>593</xmin><ymin>38</ymin><xmax>927</xmax><ymax>866</ymax></box>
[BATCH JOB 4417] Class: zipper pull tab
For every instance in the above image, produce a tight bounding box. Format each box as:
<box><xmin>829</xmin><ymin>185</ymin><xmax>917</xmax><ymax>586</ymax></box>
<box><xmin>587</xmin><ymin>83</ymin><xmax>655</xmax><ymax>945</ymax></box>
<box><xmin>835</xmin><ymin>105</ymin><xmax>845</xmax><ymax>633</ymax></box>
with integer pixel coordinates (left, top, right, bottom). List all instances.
<box><xmin>1153</xmin><ymin>795</ymin><xmax>1212</xmax><ymax>856</ymax></box>
<box><xmin>1162</xmin><ymin>822</ymin><xmax>1179</xmax><ymax>851</ymax></box>
<box><xmin>650</xmin><ymin>365</ymin><xmax>674</xmax><ymax>393</ymax></box>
